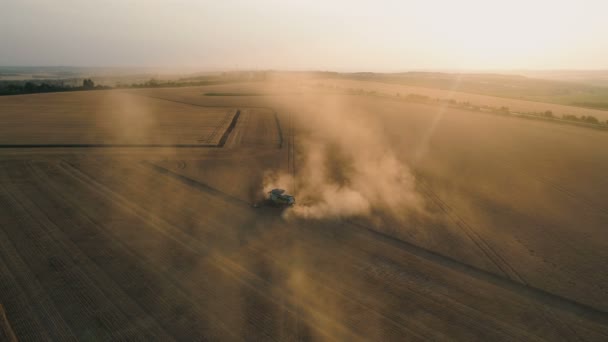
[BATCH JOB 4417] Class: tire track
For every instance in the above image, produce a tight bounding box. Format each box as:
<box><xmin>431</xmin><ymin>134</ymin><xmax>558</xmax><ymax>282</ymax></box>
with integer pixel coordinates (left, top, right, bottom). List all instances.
<box><xmin>535</xmin><ymin>175</ymin><xmax>608</xmax><ymax>216</ymax></box>
<box><xmin>228</xmin><ymin>226</ymin><xmax>529</xmax><ymax>341</ymax></box>
<box><xmin>139</xmin><ymin>157</ymin><xmax>604</xmax><ymax>340</ymax></box>
<box><xmin>139</xmin><ymin>154</ymin><xmax>608</xmax><ymax>331</ymax></box>
<box><xmin>80</xmin><ymin>158</ymin><xmax>356</xmax><ymax>341</ymax></box>
<box><xmin>24</xmin><ymin>161</ymin><xmax>181</xmax><ymax>340</ymax></box>
<box><xmin>416</xmin><ymin>175</ymin><xmax>527</xmax><ymax>284</ymax></box>
<box><xmin>344</xmin><ymin>220</ymin><xmax>608</xmax><ymax>334</ymax></box>
<box><xmin>201</xmin><ymin>108</ymin><xmax>235</xmax><ymax>144</ymax></box>
<box><xmin>0</xmin><ymin>165</ymin><xmax>155</xmax><ymax>340</ymax></box>
<box><xmin>217</xmin><ymin>109</ymin><xmax>241</xmax><ymax>147</ymax></box>
<box><xmin>55</xmin><ymin>157</ymin><xmax>288</xmax><ymax>340</ymax></box>
<box><xmin>0</xmin><ymin>182</ymin><xmax>120</xmax><ymax>340</ymax></box>
<box><xmin>133</xmin><ymin>161</ymin><xmax>426</xmax><ymax>340</ymax></box>
<box><xmin>142</xmin><ymin>160</ymin><xmax>427</xmax><ymax>338</ymax></box>
<box><xmin>128</xmin><ymin>93</ymin><xmax>284</xmax><ymax>149</ymax></box>
<box><xmin>494</xmin><ymin>160</ymin><xmax>608</xmax><ymax>217</ymax></box>
<box><xmin>0</xmin><ymin>304</ymin><xmax>18</xmax><ymax>342</ymax></box>
<box><xmin>428</xmin><ymin>175</ymin><xmax>602</xmax><ymax>340</ymax></box>
<box><xmin>57</xmin><ymin>159</ymin><xmax>349</xmax><ymax>341</ymax></box>
<box><xmin>27</xmin><ymin>161</ymin><xmax>242</xmax><ymax>341</ymax></box>
<box><xmin>284</xmin><ymin>222</ymin><xmax>556</xmax><ymax>341</ymax></box>
<box><xmin>50</xmin><ymin>161</ymin><xmax>278</xmax><ymax>339</ymax></box>
<box><xmin>0</xmin><ymin>226</ymin><xmax>76</xmax><ymax>342</ymax></box>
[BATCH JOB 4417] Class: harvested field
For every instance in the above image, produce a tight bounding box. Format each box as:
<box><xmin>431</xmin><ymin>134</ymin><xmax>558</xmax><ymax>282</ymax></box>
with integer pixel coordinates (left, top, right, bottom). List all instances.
<box><xmin>0</xmin><ymin>91</ymin><xmax>237</xmax><ymax>146</ymax></box>
<box><xmin>0</xmin><ymin>85</ymin><xmax>607</xmax><ymax>341</ymax></box>
<box><xmin>0</xmin><ymin>305</ymin><xmax>17</xmax><ymax>342</ymax></box>
<box><xmin>315</xmin><ymin>78</ymin><xmax>608</xmax><ymax>121</ymax></box>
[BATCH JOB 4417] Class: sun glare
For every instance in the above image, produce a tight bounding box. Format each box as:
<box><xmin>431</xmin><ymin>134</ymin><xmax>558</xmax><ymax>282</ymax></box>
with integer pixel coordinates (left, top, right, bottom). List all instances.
<box><xmin>407</xmin><ymin>0</ymin><xmax>591</xmax><ymax>68</ymax></box>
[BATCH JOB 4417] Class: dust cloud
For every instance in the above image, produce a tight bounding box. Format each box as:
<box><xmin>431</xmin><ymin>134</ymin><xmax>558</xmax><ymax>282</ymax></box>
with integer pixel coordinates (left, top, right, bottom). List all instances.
<box><xmin>267</xmin><ymin>93</ymin><xmax>423</xmax><ymax>221</ymax></box>
<box><xmin>100</xmin><ymin>92</ymin><xmax>156</xmax><ymax>144</ymax></box>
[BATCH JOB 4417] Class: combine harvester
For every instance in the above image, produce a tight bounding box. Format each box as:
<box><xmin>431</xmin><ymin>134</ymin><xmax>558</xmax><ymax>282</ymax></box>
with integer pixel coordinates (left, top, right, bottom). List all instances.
<box><xmin>268</xmin><ymin>188</ymin><xmax>295</xmax><ymax>206</ymax></box>
<box><xmin>253</xmin><ymin>188</ymin><xmax>295</xmax><ymax>208</ymax></box>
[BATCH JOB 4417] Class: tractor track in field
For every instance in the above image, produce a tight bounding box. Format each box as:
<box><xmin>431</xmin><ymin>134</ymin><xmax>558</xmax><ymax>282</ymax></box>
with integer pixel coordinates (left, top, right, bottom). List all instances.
<box><xmin>88</xmin><ymin>158</ymin><xmax>371</xmax><ymax>340</ymax></box>
<box><xmin>3</xmin><ymin>87</ymin><xmax>608</xmax><ymax>340</ymax></box>
<box><xmin>54</xmin><ymin>158</ymin><xmax>353</xmax><ymax>341</ymax></box>
<box><xmin>0</xmin><ymin>219</ymin><xmax>77</xmax><ymax>341</ymax></box>
<box><xmin>535</xmin><ymin>175</ymin><xmax>608</xmax><ymax>216</ymax></box>
<box><xmin>487</xmin><ymin>157</ymin><xmax>608</xmax><ymax>217</ymax></box>
<box><xmin>2</xmin><ymin>154</ymin><xmax>607</xmax><ymax>339</ymax></box>
<box><xmin>134</xmin><ymin>155</ymin><xmax>608</xmax><ymax>335</ymax></box>
<box><xmin>128</xmin><ymin>93</ymin><xmax>284</xmax><ymax>149</ymax></box>
<box><xmin>415</xmin><ymin>164</ymin><xmax>606</xmax><ymax>340</ymax></box>
<box><xmin>344</xmin><ymin>219</ymin><xmax>608</xmax><ymax>336</ymax></box>
<box><xmin>0</xmin><ymin>304</ymin><xmax>17</xmax><ymax>342</ymax></box>
<box><xmin>218</xmin><ymin>109</ymin><xmax>241</xmax><ymax>147</ymax></box>
<box><xmin>69</xmin><ymin>159</ymin><xmax>433</xmax><ymax>340</ymax></box>
<box><xmin>0</xmin><ymin>109</ymin><xmax>239</xmax><ymax>149</ymax></box>
<box><xmin>398</xmin><ymin>157</ymin><xmax>602</xmax><ymax>340</ymax></box>
<box><xmin>140</xmin><ymin>161</ymin><xmax>251</xmax><ymax>207</ymax></box>
<box><xmin>0</xmin><ymin>93</ymin><xmax>283</xmax><ymax>151</ymax></box>
<box><xmin>0</xmin><ymin>185</ymin><xmax>125</xmax><ymax>340</ymax></box>
<box><xmin>53</xmin><ymin>160</ymin><xmax>302</xmax><ymax>341</ymax></box>
<box><xmin>415</xmin><ymin>174</ymin><xmax>527</xmax><ymax>284</ymax></box>
<box><xmin>228</xmin><ymin>223</ymin><xmax>541</xmax><ymax>341</ymax></box>
<box><xmin>25</xmin><ymin>161</ymin><xmax>245</xmax><ymax>341</ymax></box>
<box><xmin>72</xmin><ymin>156</ymin><xmax>462</xmax><ymax>340</ymax></box>
<box><xmin>0</xmin><ymin>162</ymin><xmax>174</xmax><ymax>341</ymax></box>
<box><xmin>199</xmin><ymin>108</ymin><xmax>236</xmax><ymax>144</ymax></box>
<box><xmin>351</xmin><ymin>233</ymin><xmax>592</xmax><ymax>342</ymax></box>
<box><xmin>3</xmin><ymin>142</ymin><xmax>605</xmax><ymax>340</ymax></box>
<box><xmin>139</xmin><ymin>164</ymin><xmax>460</xmax><ymax>339</ymax></box>
<box><xmin>24</xmin><ymin>160</ymin><xmax>222</xmax><ymax>338</ymax></box>
<box><xmin>139</xmin><ymin>160</ymin><xmax>599</xmax><ymax>340</ymax></box>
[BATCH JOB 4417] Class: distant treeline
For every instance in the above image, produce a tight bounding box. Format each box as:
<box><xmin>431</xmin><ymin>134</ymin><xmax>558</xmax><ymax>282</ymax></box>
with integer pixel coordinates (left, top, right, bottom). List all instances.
<box><xmin>0</xmin><ymin>74</ymin><xmax>264</xmax><ymax>96</ymax></box>
<box><xmin>118</xmin><ymin>79</ymin><xmax>244</xmax><ymax>89</ymax></box>
<box><xmin>0</xmin><ymin>78</ymin><xmax>231</xmax><ymax>96</ymax></box>
<box><xmin>0</xmin><ymin>79</ymin><xmax>109</xmax><ymax>96</ymax></box>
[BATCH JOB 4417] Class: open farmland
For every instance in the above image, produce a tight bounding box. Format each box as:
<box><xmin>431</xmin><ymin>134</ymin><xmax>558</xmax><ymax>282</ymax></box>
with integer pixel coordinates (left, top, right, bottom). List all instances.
<box><xmin>0</xmin><ymin>83</ymin><xmax>608</xmax><ymax>341</ymax></box>
<box><xmin>324</xmin><ymin>72</ymin><xmax>608</xmax><ymax>109</ymax></box>
<box><xmin>0</xmin><ymin>91</ymin><xmax>238</xmax><ymax>146</ymax></box>
<box><xmin>314</xmin><ymin>78</ymin><xmax>608</xmax><ymax>121</ymax></box>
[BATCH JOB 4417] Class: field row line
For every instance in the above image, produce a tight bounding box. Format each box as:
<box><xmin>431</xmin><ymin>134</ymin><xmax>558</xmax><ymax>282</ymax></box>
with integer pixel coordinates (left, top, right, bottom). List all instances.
<box><xmin>26</xmin><ymin>161</ymin><xmax>243</xmax><ymax>340</ymax></box>
<box><xmin>0</xmin><ymin>164</ymin><xmax>166</xmax><ymax>340</ymax></box>
<box><xmin>139</xmin><ymin>154</ymin><xmax>608</xmax><ymax>331</ymax></box>
<box><xmin>127</xmin><ymin>92</ymin><xmax>284</xmax><ymax>149</ymax></box>
<box><xmin>414</xmin><ymin>175</ymin><xmax>526</xmax><ymax>284</ymax></box>
<box><xmin>125</xmin><ymin>160</ymin><xmax>420</xmax><ymax>340</ymax></box>
<box><xmin>344</xmin><ymin>219</ymin><xmax>608</xmax><ymax>329</ymax></box>
<box><xmin>56</xmin><ymin>159</ymin><xmax>345</xmax><ymax>341</ymax></box>
<box><xmin>141</xmin><ymin>159</ymin><xmax>583</xmax><ymax>340</ymax></box>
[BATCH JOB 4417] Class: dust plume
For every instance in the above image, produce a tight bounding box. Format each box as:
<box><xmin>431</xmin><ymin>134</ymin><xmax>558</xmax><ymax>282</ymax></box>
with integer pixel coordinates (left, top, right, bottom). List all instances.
<box><xmin>99</xmin><ymin>92</ymin><xmax>156</xmax><ymax>144</ymax></box>
<box><xmin>269</xmin><ymin>93</ymin><xmax>423</xmax><ymax>221</ymax></box>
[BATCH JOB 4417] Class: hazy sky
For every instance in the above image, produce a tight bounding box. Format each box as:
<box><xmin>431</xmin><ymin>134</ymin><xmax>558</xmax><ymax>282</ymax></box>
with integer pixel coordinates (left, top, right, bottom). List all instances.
<box><xmin>1</xmin><ymin>0</ymin><xmax>607</xmax><ymax>71</ymax></box>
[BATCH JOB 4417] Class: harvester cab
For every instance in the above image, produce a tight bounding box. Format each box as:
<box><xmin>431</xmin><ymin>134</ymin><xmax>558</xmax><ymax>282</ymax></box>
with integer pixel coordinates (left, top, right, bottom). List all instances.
<box><xmin>268</xmin><ymin>188</ymin><xmax>295</xmax><ymax>206</ymax></box>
